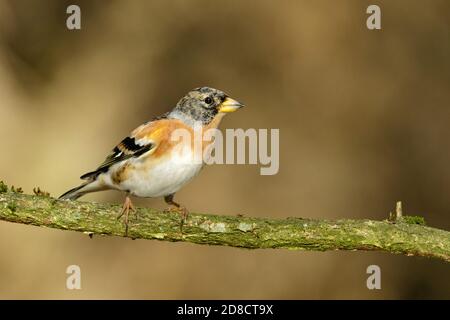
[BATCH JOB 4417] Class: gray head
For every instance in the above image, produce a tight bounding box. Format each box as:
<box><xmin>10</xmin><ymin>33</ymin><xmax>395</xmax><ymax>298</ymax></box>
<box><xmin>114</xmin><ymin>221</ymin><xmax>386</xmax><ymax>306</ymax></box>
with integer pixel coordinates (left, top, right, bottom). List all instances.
<box><xmin>168</xmin><ymin>87</ymin><xmax>244</xmax><ymax>126</ymax></box>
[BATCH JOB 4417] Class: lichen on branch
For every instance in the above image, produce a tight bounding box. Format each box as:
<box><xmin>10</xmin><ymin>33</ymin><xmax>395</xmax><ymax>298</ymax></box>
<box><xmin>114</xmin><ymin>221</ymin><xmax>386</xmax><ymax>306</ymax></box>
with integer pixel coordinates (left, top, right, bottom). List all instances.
<box><xmin>0</xmin><ymin>182</ymin><xmax>449</xmax><ymax>262</ymax></box>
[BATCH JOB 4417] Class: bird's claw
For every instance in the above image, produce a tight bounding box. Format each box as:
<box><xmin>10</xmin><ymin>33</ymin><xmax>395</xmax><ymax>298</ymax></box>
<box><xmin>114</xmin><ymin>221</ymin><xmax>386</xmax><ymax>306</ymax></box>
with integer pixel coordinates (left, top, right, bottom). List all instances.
<box><xmin>118</xmin><ymin>196</ymin><xmax>136</xmax><ymax>236</ymax></box>
<box><xmin>164</xmin><ymin>206</ymin><xmax>189</xmax><ymax>231</ymax></box>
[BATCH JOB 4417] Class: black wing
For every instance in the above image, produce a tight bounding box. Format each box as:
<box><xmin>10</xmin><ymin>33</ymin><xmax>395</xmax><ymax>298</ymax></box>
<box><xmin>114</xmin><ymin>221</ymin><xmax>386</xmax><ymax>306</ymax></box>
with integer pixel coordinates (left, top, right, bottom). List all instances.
<box><xmin>80</xmin><ymin>136</ymin><xmax>154</xmax><ymax>180</ymax></box>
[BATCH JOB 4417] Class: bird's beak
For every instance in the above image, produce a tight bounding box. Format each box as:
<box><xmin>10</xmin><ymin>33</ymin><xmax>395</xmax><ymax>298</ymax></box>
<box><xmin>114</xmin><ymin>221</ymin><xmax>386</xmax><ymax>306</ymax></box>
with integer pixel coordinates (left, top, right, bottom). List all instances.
<box><xmin>218</xmin><ymin>97</ymin><xmax>245</xmax><ymax>113</ymax></box>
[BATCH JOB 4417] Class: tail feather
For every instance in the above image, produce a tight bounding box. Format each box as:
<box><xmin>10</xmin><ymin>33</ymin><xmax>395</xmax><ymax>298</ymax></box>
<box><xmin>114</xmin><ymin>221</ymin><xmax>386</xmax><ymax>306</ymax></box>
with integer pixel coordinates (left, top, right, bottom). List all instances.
<box><xmin>59</xmin><ymin>184</ymin><xmax>88</xmax><ymax>200</ymax></box>
<box><xmin>59</xmin><ymin>180</ymin><xmax>104</xmax><ymax>200</ymax></box>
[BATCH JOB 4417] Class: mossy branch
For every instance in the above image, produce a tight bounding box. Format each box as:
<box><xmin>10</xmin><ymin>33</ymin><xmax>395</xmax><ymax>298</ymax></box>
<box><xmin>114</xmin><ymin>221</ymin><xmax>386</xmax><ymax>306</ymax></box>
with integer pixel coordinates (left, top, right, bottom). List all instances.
<box><xmin>0</xmin><ymin>185</ymin><xmax>449</xmax><ymax>262</ymax></box>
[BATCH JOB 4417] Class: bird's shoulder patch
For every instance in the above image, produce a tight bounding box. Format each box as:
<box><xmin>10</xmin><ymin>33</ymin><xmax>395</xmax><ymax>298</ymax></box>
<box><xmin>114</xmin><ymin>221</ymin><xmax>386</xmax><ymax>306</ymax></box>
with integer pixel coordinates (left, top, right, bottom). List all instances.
<box><xmin>134</xmin><ymin>118</ymin><xmax>193</xmax><ymax>144</ymax></box>
<box><xmin>133</xmin><ymin>119</ymin><xmax>195</xmax><ymax>159</ymax></box>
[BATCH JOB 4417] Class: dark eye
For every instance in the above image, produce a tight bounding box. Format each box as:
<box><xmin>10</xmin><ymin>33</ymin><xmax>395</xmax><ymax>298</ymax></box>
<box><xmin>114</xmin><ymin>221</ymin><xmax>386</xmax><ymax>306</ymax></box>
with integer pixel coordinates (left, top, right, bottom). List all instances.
<box><xmin>204</xmin><ymin>97</ymin><xmax>213</xmax><ymax>105</ymax></box>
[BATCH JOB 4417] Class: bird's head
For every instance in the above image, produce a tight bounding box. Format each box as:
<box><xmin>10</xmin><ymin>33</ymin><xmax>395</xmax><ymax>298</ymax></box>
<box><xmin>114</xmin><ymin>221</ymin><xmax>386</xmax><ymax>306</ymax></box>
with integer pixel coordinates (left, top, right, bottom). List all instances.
<box><xmin>170</xmin><ymin>87</ymin><xmax>244</xmax><ymax>126</ymax></box>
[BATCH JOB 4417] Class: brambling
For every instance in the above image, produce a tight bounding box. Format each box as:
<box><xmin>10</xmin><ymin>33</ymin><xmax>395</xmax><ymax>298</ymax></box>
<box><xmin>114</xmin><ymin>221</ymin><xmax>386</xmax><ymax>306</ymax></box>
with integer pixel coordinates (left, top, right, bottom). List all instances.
<box><xmin>59</xmin><ymin>87</ymin><xmax>244</xmax><ymax>235</ymax></box>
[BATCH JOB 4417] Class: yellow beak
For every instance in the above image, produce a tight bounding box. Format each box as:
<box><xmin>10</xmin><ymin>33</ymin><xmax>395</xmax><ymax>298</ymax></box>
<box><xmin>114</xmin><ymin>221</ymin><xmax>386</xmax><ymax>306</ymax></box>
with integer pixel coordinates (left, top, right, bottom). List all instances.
<box><xmin>218</xmin><ymin>97</ymin><xmax>245</xmax><ymax>113</ymax></box>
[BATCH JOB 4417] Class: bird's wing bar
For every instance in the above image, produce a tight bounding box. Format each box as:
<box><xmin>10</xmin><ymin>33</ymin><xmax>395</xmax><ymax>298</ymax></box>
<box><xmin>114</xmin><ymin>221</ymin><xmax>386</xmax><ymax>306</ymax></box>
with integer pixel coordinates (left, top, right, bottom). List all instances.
<box><xmin>79</xmin><ymin>116</ymin><xmax>173</xmax><ymax>181</ymax></box>
<box><xmin>80</xmin><ymin>135</ymin><xmax>154</xmax><ymax>180</ymax></box>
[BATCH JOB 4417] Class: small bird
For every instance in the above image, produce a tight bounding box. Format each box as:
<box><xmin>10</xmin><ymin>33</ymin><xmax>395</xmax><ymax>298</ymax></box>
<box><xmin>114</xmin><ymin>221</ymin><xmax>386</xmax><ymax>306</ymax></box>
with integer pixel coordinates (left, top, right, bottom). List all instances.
<box><xmin>59</xmin><ymin>87</ymin><xmax>244</xmax><ymax>234</ymax></box>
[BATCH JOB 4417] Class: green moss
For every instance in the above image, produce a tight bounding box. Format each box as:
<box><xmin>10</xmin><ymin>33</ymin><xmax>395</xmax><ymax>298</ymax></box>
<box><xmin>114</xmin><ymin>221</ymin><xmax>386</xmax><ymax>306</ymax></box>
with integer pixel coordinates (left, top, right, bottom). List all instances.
<box><xmin>401</xmin><ymin>215</ymin><xmax>426</xmax><ymax>226</ymax></box>
<box><xmin>0</xmin><ymin>190</ymin><xmax>448</xmax><ymax>262</ymax></box>
<box><xmin>0</xmin><ymin>181</ymin><xmax>7</xmax><ymax>193</ymax></box>
<box><xmin>7</xmin><ymin>202</ymin><xmax>17</xmax><ymax>212</ymax></box>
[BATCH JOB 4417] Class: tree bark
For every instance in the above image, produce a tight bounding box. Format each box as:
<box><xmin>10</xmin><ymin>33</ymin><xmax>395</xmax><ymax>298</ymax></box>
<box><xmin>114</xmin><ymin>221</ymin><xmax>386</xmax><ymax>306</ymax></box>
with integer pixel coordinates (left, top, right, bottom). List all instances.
<box><xmin>0</xmin><ymin>189</ymin><xmax>449</xmax><ymax>262</ymax></box>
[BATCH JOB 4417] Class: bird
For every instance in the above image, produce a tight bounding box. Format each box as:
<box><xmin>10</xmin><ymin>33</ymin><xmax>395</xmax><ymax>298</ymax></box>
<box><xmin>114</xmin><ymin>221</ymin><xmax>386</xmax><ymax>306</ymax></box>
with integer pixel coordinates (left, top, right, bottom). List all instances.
<box><xmin>59</xmin><ymin>87</ymin><xmax>244</xmax><ymax>235</ymax></box>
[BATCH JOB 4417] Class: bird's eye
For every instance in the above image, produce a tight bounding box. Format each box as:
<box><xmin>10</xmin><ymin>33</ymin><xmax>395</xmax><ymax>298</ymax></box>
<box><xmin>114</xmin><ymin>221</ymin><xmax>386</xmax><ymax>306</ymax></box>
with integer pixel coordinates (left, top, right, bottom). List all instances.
<box><xmin>204</xmin><ymin>97</ymin><xmax>213</xmax><ymax>105</ymax></box>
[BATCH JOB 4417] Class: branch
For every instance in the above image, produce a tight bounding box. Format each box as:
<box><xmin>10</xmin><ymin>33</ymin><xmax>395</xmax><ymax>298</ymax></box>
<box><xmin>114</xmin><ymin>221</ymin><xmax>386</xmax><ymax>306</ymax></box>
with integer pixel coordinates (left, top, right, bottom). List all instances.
<box><xmin>0</xmin><ymin>185</ymin><xmax>449</xmax><ymax>262</ymax></box>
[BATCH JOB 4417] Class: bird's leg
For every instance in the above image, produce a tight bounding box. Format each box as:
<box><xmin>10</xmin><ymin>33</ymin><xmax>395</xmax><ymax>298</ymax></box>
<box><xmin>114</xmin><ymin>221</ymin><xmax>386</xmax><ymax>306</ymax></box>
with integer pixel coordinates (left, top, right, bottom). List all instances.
<box><xmin>164</xmin><ymin>194</ymin><xmax>189</xmax><ymax>230</ymax></box>
<box><xmin>117</xmin><ymin>194</ymin><xmax>136</xmax><ymax>236</ymax></box>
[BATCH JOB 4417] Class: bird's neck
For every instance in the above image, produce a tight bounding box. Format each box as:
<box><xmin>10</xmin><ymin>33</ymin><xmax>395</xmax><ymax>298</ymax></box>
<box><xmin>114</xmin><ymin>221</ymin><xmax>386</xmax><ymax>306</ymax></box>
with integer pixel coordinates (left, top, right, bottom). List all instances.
<box><xmin>168</xmin><ymin>110</ymin><xmax>225</xmax><ymax>129</ymax></box>
<box><xmin>168</xmin><ymin>110</ymin><xmax>198</xmax><ymax>127</ymax></box>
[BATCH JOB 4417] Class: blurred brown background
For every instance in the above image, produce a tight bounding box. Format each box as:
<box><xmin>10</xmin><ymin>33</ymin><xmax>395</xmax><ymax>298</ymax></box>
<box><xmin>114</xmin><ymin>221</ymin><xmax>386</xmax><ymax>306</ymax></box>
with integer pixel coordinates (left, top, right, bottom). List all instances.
<box><xmin>0</xmin><ymin>0</ymin><xmax>449</xmax><ymax>299</ymax></box>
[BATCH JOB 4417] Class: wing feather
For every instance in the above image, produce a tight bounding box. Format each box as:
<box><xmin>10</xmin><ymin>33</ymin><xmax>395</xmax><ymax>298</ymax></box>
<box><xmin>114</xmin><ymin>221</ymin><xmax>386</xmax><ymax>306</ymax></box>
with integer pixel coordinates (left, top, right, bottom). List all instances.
<box><xmin>80</xmin><ymin>127</ymin><xmax>157</xmax><ymax>180</ymax></box>
<box><xmin>79</xmin><ymin>115</ymin><xmax>181</xmax><ymax>181</ymax></box>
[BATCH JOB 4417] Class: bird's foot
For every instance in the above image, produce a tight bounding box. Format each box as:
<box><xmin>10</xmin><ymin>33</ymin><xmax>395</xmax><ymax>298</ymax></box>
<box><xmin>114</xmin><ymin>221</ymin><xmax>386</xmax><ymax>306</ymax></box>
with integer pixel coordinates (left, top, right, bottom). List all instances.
<box><xmin>164</xmin><ymin>205</ymin><xmax>189</xmax><ymax>231</ymax></box>
<box><xmin>117</xmin><ymin>196</ymin><xmax>136</xmax><ymax>236</ymax></box>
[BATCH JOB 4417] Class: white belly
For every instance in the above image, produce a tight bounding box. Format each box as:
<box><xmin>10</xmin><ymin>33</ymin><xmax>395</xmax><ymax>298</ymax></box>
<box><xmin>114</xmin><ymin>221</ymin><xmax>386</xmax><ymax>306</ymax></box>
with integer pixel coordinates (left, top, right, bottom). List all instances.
<box><xmin>117</xmin><ymin>147</ymin><xmax>203</xmax><ymax>198</ymax></box>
